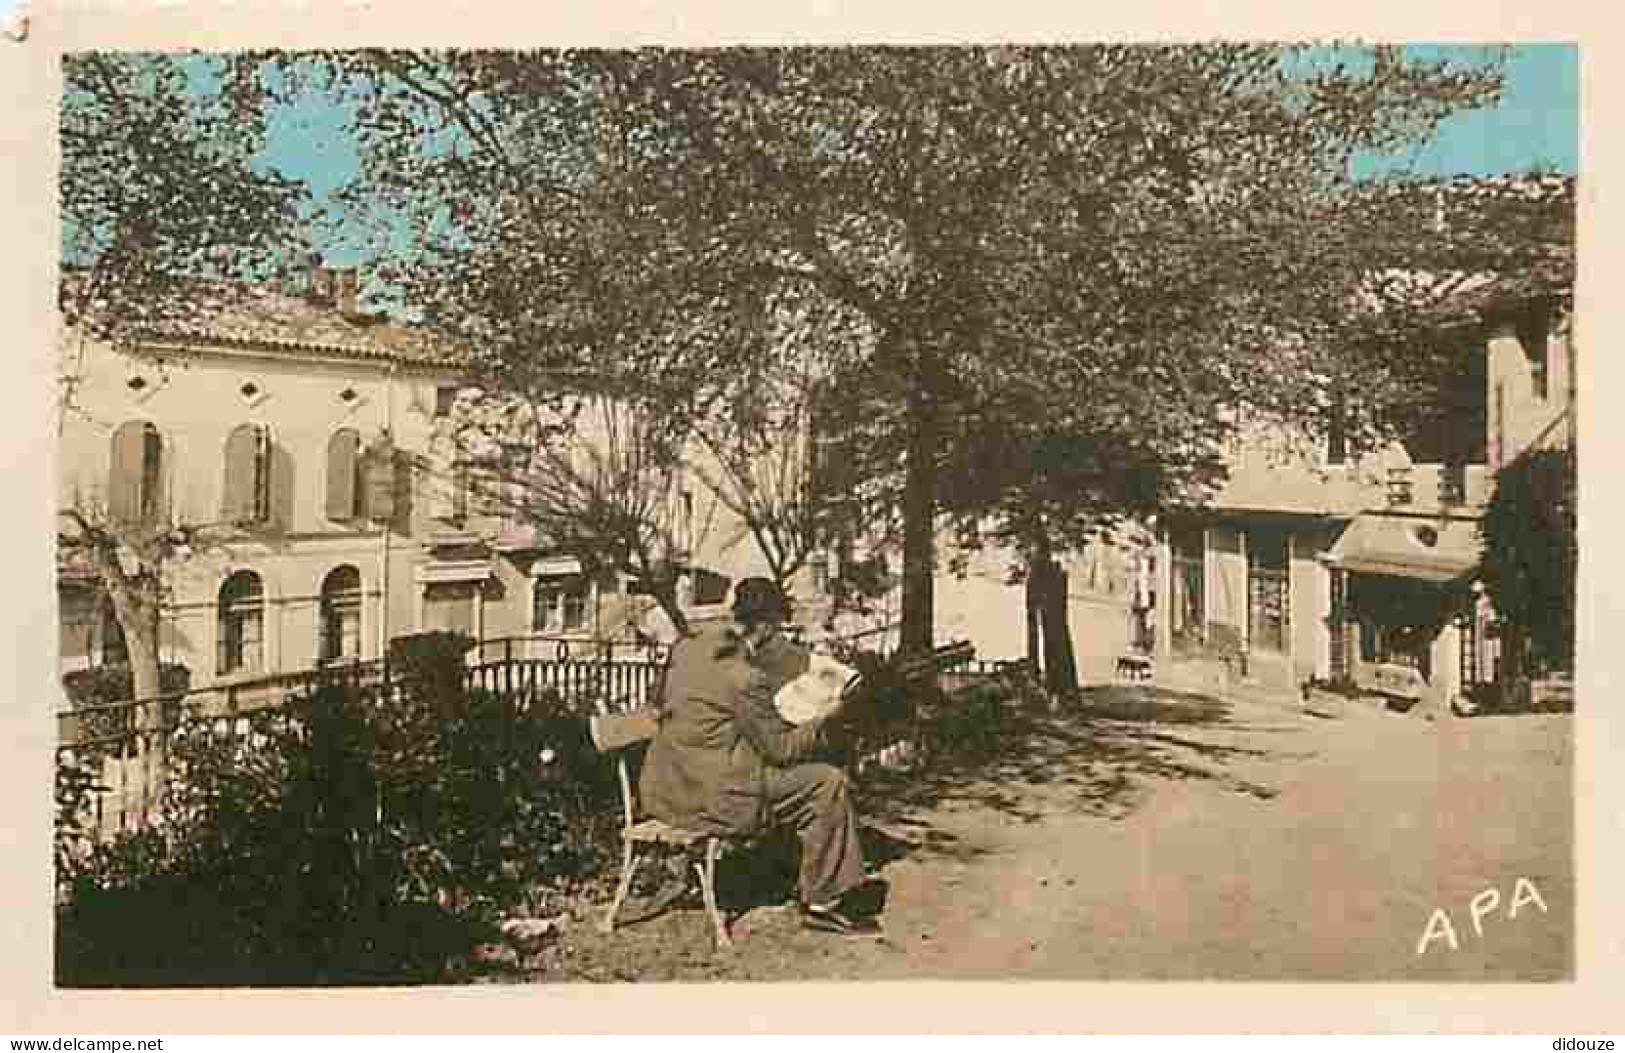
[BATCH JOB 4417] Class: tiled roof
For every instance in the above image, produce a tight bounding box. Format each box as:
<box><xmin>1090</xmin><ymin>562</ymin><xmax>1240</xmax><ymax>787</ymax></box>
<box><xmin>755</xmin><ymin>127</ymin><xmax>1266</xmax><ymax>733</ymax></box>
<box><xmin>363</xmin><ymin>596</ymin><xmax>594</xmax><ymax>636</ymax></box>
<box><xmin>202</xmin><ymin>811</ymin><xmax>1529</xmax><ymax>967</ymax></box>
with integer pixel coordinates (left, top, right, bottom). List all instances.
<box><xmin>1364</xmin><ymin>263</ymin><xmax>1572</xmax><ymax>328</ymax></box>
<box><xmin>1357</xmin><ymin>172</ymin><xmax>1575</xmax><ymax>328</ymax></box>
<box><xmin>60</xmin><ymin>272</ymin><xmax>467</xmax><ymax>369</ymax></box>
<box><xmin>143</xmin><ymin>285</ymin><xmax>466</xmax><ymax>369</ymax></box>
<box><xmin>1372</xmin><ymin>171</ymin><xmax>1575</xmax><ymax>206</ymax></box>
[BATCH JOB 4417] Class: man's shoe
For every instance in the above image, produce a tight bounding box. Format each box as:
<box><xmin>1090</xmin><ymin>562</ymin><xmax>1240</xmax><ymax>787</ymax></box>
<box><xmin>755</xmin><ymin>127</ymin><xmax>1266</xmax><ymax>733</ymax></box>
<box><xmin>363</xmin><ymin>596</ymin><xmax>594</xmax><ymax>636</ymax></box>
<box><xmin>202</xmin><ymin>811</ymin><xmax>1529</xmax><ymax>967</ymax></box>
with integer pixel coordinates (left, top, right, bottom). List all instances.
<box><xmin>800</xmin><ymin>903</ymin><xmax>884</xmax><ymax>938</ymax></box>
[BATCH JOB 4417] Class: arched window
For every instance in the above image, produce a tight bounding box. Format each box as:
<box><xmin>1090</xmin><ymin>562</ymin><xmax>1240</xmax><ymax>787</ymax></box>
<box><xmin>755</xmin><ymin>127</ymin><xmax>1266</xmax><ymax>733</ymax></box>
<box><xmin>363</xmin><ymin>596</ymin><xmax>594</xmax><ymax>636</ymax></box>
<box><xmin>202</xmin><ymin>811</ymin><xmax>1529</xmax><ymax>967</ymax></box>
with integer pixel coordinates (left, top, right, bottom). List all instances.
<box><xmin>108</xmin><ymin>421</ymin><xmax>162</xmax><ymax>525</ymax></box>
<box><xmin>318</xmin><ymin>565</ymin><xmax>363</xmax><ymax>664</ymax></box>
<box><xmin>218</xmin><ymin>570</ymin><xmax>265</xmax><ymax>674</ymax></box>
<box><xmin>325</xmin><ymin>428</ymin><xmax>362</xmax><ymax>522</ymax></box>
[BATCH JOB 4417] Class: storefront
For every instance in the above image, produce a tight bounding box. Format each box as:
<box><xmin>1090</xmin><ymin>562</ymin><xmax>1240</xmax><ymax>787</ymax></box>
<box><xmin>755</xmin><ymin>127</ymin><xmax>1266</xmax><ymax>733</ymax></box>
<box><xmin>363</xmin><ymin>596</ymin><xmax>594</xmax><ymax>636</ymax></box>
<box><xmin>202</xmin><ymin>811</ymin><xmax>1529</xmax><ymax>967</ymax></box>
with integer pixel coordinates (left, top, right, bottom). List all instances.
<box><xmin>1324</xmin><ymin>512</ymin><xmax>1484</xmax><ymax>705</ymax></box>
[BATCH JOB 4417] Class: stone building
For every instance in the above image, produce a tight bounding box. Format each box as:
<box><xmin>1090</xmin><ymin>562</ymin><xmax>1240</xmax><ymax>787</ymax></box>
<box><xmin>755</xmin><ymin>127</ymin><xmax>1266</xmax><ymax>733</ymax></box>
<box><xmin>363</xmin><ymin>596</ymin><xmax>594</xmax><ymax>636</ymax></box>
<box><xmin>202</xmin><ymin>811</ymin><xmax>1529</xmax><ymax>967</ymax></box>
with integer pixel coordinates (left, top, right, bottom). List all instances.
<box><xmin>58</xmin><ymin>269</ymin><xmax>469</xmax><ymax>687</ymax></box>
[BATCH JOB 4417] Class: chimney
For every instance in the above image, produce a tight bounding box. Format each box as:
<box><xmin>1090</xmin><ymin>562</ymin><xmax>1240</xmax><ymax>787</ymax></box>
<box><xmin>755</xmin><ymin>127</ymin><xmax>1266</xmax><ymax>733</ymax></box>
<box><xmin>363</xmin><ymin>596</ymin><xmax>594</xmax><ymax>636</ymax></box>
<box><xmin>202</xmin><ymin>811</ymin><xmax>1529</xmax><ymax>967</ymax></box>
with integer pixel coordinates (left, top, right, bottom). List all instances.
<box><xmin>311</xmin><ymin>264</ymin><xmax>335</xmax><ymax>305</ymax></box>
<box><xmin>335</xmin><ymin>268</ymin><xmax>359</xmax><ymax>316</ymax></box>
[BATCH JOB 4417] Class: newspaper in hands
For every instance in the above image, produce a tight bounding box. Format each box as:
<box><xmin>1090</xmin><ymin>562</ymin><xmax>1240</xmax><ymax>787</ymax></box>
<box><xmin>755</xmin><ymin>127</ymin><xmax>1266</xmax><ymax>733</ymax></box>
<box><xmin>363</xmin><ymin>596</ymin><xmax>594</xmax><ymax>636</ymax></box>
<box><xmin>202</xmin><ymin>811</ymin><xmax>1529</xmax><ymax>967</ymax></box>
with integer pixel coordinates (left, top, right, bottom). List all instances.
<box><xmin>774</xmin><ymin>652</ymin><xmax>861</xmax><ymax>725</ymax></box>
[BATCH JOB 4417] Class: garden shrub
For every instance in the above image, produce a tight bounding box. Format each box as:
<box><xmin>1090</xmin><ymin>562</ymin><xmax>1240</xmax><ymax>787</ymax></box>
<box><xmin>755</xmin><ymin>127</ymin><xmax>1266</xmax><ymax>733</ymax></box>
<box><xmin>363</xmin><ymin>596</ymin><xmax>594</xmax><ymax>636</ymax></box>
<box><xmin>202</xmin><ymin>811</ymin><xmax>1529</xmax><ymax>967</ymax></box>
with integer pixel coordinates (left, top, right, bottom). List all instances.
<box><xmin>1480</xmin><ymin>446</ymin><xmax>1577</xmax><ymax>677</ymax></box>
<box><xmin>55</xmin><ymin>690</ymin><xmax>431</xmax><ymax>986</ymax></box>
<box><xmin>61</xmin><ymin>662</ymin><xmax>191</xmax><ymax>747</ymax></box>
<box><xmin>922</xmin><ymin>681</ymin><xmax>1011</xmax><ymax>765</ymax></box>
<box><xmin>62</xmin><ymin>662</ymin><xmax>192</xmax><ymax>706</ymax></box>
<box><xmin>55</xmin><ymin>651</ymin><xmax>637</xmax><ymax>987</ymax></box>
<box><xmin>370</xmin><ymin>675</ymin><xmax>622</xmax><ymax>920</ymax></box>
<box><xmin>824</xmin><ymin>645</ymin><xmax>919</xmax><ymax>756</ymax></box>
<box><xmin>386</xmin><ymin>630</ymin><xmax>475</xmax><ymax>715</ymax></box>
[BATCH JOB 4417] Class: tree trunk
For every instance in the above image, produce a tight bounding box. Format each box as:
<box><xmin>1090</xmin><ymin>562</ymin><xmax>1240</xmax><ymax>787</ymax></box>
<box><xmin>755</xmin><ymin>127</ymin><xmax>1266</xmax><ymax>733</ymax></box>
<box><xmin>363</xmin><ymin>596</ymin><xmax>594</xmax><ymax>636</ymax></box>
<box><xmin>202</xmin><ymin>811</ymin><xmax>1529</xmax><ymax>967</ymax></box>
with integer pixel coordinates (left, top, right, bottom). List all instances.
<box><xmin>124</xmin><ymin>613</ymin><xmax>163</xmax><ymax>704</ymax></box>
<box><xmin>1038</xmin><ymin>560</ymin><xmax>1079</xmax><ymax>694</ymax></box>
<box><xmin>1025</xmin><ymin>569</ymin><xmax>1043</xmax><ymax>677</ymax></box>
<box><xmin>1026</xmin><ymin>525</ymin><xmax>1079</xmax><ymax>695</ymax></box>
<box><xmin>103</xmin><ymin>573</ymin><xmax>166</xmax><ymax>763</ymax></box>
<box><xmin>1500</xmin><ymin>620</ymin><xmax>1528</xmax><ymax>686</ymax></box>
<box><xmin>108</xmin><ymin>584</ymin><xmax>162</xmax><ymax>696</ymax></box>
<box><xmin>899</xmin><ymin>366</ymin><xmax>938</xmax><ymax>661</ymax></box>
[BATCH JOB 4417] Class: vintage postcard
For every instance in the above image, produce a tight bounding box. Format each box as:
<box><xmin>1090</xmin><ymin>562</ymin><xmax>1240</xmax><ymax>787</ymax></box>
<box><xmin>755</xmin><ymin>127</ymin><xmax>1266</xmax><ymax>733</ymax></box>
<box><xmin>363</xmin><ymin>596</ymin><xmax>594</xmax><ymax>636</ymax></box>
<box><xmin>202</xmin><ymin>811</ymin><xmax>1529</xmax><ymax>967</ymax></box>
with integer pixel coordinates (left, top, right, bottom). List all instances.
<box><xmin>2</xmin><ymin>0</ymin><xmax>1620</xmax><ymax>1036</ymax></box>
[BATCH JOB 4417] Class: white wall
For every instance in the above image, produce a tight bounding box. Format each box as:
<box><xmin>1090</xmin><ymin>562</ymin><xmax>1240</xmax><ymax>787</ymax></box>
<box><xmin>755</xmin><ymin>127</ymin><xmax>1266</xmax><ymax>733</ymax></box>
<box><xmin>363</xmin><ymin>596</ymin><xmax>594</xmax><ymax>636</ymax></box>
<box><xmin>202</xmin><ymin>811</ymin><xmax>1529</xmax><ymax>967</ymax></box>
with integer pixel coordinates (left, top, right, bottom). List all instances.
<box><xmin>1486</xmin><ymin>317</ymin><xmax>1573</xmax><ymax>470</ymax></box>
<box><xmin>59</xmin><ymin>332</ymin><xmax>462</xmax><ymax>685</ymax></box>
<box><xmin>1290</xmin><ymin>527</ymin><xmax>1336</xmax><ymax>682</ymax></box>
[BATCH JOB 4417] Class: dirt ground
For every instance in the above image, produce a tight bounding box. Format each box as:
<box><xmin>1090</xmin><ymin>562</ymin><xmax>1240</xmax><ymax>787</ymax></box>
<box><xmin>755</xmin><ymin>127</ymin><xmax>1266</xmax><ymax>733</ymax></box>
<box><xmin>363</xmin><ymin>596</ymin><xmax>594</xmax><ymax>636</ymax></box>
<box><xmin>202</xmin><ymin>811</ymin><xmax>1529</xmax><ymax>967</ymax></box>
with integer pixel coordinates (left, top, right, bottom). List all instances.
<box><xmin>500</xmin><ymin>683</ymin><xmax>1573</xmax><ymax>984</ymax></box>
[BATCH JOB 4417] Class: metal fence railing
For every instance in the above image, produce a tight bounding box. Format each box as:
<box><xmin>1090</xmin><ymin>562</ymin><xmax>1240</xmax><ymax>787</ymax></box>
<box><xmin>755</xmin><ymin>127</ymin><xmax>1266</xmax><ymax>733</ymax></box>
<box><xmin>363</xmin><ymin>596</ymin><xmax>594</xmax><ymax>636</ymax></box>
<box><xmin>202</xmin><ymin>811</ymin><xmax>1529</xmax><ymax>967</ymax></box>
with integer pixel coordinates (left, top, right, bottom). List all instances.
<box><xmin>465</xmin><ymin>634</ymin><xmax>669</xmax><ymax>669</ymax></box>
<box><xmin>57</xmin><ymin>637</ymin><xmax>1011</xmax><ymax>846</ymax></box>
<box><xmin>56</xmin><ymin>649</ymin><xmax>673</xmax><ymax>845</ymax></box>
<box><xmin>57</xmin><ymin>662</ymin><xmax>391</xmax><ymax>842</ymax></box>
<box><xmin>465</xmin><ymin>654</ymin><xmax>665</xmax><ymax>711</ymax></box>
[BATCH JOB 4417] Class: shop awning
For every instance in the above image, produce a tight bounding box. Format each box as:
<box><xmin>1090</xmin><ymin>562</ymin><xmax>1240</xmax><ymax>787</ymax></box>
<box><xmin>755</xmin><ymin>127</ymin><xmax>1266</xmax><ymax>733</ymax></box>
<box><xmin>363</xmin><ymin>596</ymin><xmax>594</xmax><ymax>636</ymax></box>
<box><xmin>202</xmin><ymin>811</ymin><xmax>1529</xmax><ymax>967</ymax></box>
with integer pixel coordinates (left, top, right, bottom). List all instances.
<box><xmin>414</xmin><ymin>559</ymin><xmax>495</xmax><ymax>586</ymax></box>
<box><xmin>530</xmin><ymin>555</ymin><xmax>584</xmax><ymax>577</ymax></box>
<box><xmin>1325</xmin><ymin>514</ymin><xmax>1481</xmax><ymax>584</ymax></box>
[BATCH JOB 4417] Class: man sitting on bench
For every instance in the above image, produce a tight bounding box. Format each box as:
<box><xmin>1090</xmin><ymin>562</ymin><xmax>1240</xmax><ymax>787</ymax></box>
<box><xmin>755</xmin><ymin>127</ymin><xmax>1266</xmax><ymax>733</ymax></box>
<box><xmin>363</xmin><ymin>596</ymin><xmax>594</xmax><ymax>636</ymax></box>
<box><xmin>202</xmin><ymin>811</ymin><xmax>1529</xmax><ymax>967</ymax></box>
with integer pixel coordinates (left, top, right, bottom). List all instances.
<box><xmin>638</xmin><ymin>577</ymin><xmax>881</xmax><ymax>937</ymax></box>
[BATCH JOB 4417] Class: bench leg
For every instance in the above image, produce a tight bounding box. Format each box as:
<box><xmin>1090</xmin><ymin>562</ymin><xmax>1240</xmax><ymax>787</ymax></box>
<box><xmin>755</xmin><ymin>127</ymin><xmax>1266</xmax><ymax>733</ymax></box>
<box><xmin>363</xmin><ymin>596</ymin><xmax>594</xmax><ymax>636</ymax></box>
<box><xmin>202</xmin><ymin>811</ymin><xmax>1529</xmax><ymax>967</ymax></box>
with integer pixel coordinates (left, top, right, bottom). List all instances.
<box><xmin>599</xmin><ymin>838</ymin><xmax>641</xmax><ymax>935</ymax></box>
<box><xmin>696</xmin><ymin>837</ymin><xmax>732</xmax><ymax>951</ymax></box>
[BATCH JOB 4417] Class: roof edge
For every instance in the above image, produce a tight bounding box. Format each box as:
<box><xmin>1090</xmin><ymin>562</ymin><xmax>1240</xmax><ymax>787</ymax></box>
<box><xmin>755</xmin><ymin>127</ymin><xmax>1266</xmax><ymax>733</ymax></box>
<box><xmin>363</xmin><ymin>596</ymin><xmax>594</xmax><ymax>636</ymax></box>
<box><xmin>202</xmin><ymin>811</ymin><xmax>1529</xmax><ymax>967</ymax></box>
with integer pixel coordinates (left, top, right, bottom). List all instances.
<box><xmin>133</xmin><ymin>331</ymin><xmax>467</xmax><ymax>373</ymax></box>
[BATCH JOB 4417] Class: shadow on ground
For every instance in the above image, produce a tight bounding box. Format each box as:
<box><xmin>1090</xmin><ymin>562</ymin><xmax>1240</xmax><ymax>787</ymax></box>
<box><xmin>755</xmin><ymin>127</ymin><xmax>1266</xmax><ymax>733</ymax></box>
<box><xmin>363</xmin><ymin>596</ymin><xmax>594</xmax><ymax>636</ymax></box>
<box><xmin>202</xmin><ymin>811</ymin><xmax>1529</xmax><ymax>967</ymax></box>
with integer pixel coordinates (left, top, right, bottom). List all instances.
<box><xmin>856</xmin><ymin>683</ymin><xmax>1312</xmax><ymax>865</ymax></box>
<box><xmin>554</xmin><ymin>683</ymin><xmax>1297</xmax><ymax>938</ymax></box>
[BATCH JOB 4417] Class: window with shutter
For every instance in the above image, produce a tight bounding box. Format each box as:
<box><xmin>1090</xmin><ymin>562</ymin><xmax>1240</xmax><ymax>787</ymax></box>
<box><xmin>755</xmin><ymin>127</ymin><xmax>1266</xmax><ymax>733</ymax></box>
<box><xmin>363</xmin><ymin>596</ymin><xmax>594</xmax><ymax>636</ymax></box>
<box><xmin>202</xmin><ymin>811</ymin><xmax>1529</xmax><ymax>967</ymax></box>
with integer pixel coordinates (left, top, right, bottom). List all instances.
<box><xmin>326</xmin><ymin>428</ymin><xmax>361</xmax><ymax>522</ymax></box>
<box><xmin>58</xmin><ymin>586</ymin><xmax>95</xmax><ymax>664</ymax></box>
<box><xmin>364</xmin><ymin>435</ymin><xmax>397</xmax><ymax>523</ymax></box>
<box><xmin>533</xmin><ymin>573</ymin><xmax>591</xmax><ymax>632</ymax></box>
<box><xmin>452</xmin><ymin>461</ymin><xmax>470</xmax><ymax>520</ymax></box>
<box><xmin>424</xmin><ymin>582</ymin><xmax>477</xmax><ymax>636</ymax></box>
<box><xmin>532</xmin><ymin>578</ymin><xmax>560</xmax><ymax>631</ymax></box>
<box><xmin>561</xmin><ymin>576</ymin><xmax>590</xmax><ymax>630</ymax></box>
<box><xmin>223</xmin><ymin>423</ymin><xmax>270</xmax><ymax>525</ymax></box>
<box><xmin>427</xmin><ymin>457</ymin><xmax>467</xmax><ymax>521</ymax></box>
<box><xmin>141</xmin><ymin>426</ymin><xmax>163</xmax><ymax>521</ymax></box>
<box><xmin>109</xmin><ymin>421</ymin><xmax>161</xmax><ymax>525</ymax></box>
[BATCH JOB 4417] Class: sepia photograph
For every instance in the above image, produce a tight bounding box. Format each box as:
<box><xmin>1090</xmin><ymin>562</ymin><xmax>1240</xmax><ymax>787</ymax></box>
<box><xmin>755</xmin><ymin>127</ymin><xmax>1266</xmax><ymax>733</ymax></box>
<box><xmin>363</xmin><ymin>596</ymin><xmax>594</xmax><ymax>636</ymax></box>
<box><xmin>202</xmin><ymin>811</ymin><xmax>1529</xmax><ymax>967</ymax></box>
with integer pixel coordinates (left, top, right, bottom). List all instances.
<box><xmin>39</xmin><ymin>33</ymin><xmax>1581</xmax><ymax>997</ymax></box>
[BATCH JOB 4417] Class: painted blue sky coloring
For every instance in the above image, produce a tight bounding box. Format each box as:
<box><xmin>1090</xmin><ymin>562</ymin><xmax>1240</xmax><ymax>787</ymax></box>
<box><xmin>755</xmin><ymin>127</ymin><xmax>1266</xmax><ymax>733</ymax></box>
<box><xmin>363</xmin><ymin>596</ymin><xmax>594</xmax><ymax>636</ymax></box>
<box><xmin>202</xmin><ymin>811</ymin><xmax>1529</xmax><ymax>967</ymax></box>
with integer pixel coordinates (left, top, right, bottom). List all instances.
<box><xmin>1351</xmin><ymin>44</ymin><xmax>1577</xmax><ymax>178</ymax></box>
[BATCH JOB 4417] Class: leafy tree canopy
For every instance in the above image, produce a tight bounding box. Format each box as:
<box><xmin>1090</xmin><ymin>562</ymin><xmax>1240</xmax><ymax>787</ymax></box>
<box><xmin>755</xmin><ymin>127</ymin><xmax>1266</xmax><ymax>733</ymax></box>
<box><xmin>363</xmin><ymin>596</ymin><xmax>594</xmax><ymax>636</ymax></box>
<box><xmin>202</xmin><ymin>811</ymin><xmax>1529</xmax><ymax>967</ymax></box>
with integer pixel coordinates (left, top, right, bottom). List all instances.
<box><xmin>296</xmin><ymin>45</ymin><xmax>1527</xmax><ymax>653</ymax></box>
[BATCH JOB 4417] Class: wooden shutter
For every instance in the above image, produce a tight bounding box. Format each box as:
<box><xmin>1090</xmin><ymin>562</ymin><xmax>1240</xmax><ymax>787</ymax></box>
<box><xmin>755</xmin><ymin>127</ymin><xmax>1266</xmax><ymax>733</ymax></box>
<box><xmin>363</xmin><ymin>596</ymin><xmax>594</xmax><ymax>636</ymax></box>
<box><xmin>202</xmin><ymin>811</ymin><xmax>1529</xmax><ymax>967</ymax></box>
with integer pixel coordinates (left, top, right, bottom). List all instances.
<box><xmin>326</xmin><ymin>429</ymin><xmax>360</xmax><ymax>521</ymax></box>
<box><xmin>223</xmin><ymin>423</ymin><xmax>268</xmax><ymax>524</ymax></box>
<box><xmin>364</xmin><ymin>434</ymin><xmax>396</xmax><ymax>523</ymax></box>
<box><xmin>254</xmin><ymin>425</ymin><xmax>272</xmax><ymax>523</ymax></box>
<box><xmin>141</xmin><ymin>425</ymin><xmax>163</xmax><ymax>521</ymax></box>
<box><xmin>108</xmin><ymin>421</ymin><xmax>148</xmax><ymax>524</ymax></box>
<box><xmin>452</xmin><ymin>462</ymin><xmax>469</xmax><ymax>520</ymax></box>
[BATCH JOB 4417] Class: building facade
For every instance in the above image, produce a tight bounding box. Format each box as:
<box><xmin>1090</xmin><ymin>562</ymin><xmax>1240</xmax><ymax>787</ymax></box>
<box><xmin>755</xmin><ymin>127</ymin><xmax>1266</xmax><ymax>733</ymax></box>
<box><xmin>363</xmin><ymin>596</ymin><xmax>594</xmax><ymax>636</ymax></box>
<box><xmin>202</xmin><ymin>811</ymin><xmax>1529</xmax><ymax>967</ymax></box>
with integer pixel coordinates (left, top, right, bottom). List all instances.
<box><xmin>57</xmin><ymin>270</ymin><xmax>808</xmax><ymax>693</ymax></box>
<box><xmin>1153</xmin><ymin>289</ymin><xmax>1575</xmax><ymax>708</ymax></box>
<box><xmin>58</xmin><ymin>272</ymin><xmax>474</xmax><ymax>688</ymax></box>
